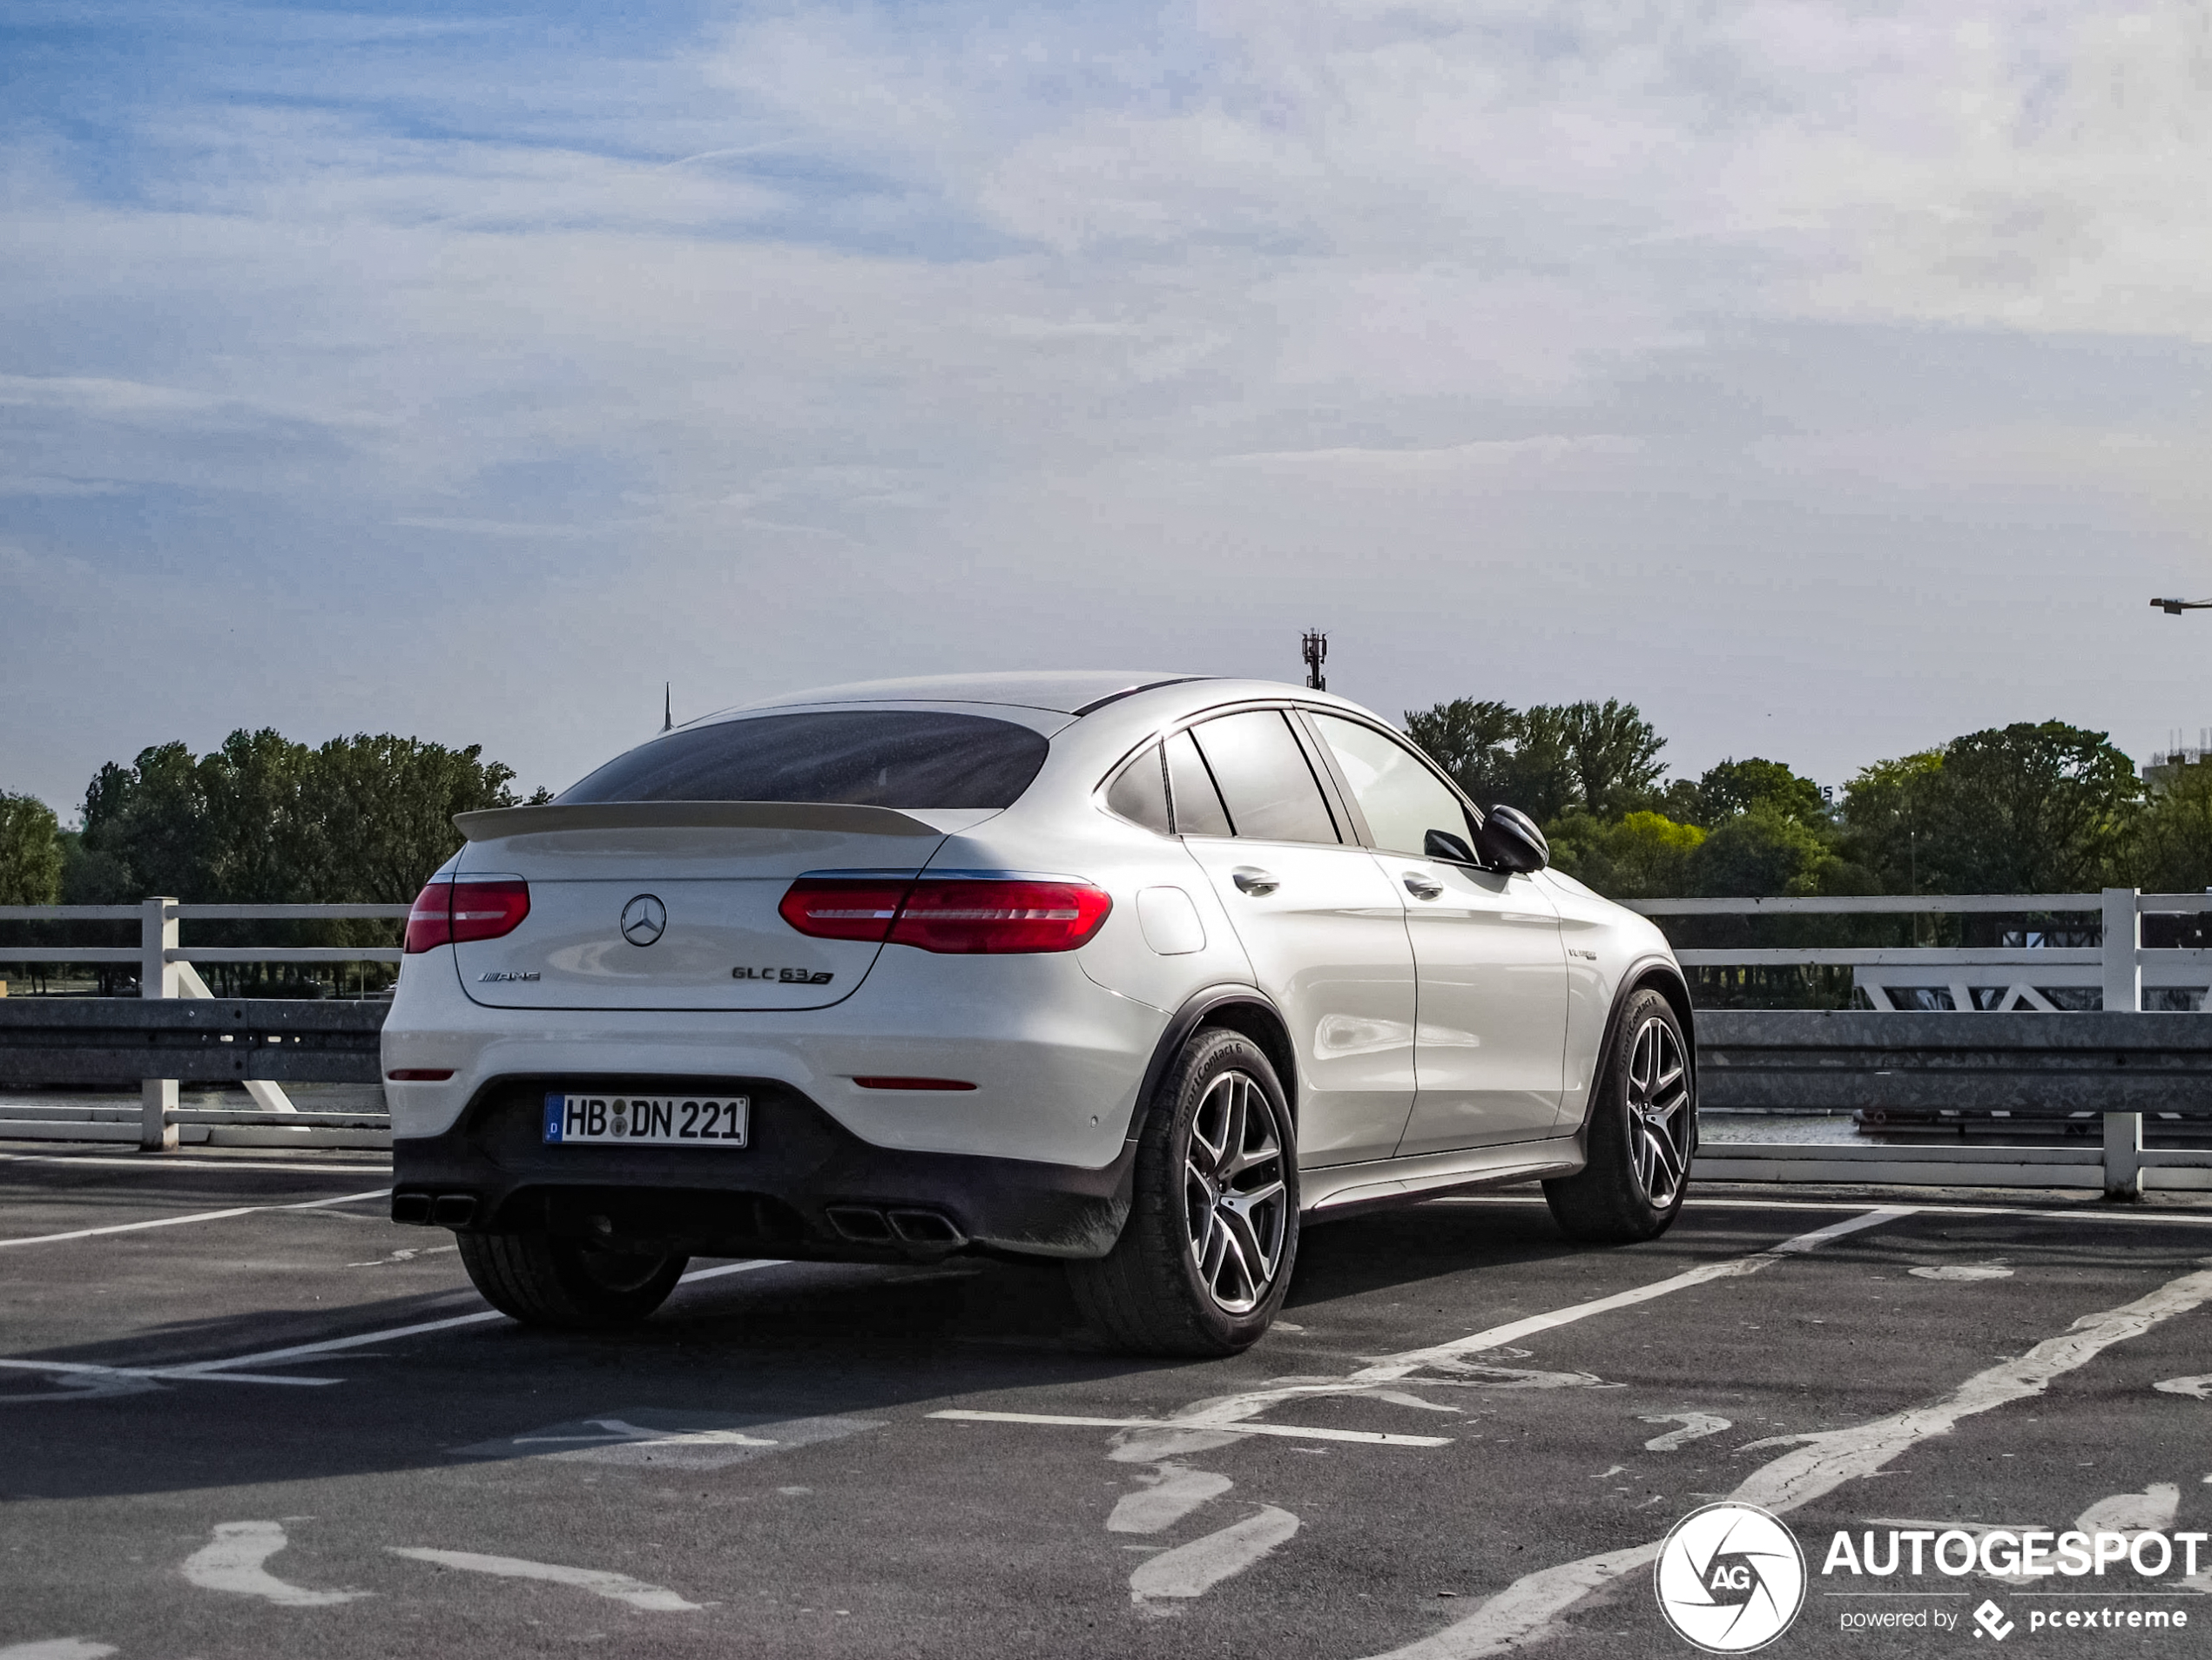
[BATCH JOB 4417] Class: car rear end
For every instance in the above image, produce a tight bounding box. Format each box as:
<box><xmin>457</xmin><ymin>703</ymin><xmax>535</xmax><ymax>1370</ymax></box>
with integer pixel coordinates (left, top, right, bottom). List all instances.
<box><xmin>381</xmin><ymin>703</ymin><xmax>1171</xmax><ymax>1269</ymax></box>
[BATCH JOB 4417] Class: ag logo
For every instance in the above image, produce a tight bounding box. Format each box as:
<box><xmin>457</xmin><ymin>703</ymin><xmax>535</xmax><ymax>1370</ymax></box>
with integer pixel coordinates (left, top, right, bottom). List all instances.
<box><xmin>1653</xmin><ymin>1502</ymin><xmax>1805</xmax><ymax>1653</ymax></box>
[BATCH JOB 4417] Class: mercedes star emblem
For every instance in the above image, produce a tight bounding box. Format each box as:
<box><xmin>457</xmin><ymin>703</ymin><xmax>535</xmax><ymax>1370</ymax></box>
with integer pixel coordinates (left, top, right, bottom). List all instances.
<box><xmin>620</xmin><ymin>894</ymin><xmax>668</xmax><ymax>947</ymax></box>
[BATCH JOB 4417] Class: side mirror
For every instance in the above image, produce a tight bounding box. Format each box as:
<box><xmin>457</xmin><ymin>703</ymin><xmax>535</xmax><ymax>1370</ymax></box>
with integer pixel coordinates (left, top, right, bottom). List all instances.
<box><xmin>1475</xmin><ymin>805</ymin><xmax>1549</xmax><ymax>873</ymax></box>
<box><xmin>1423</xmin><ymin>827</ymin><xmax>1478</xmax><ymax>865</ymax></box>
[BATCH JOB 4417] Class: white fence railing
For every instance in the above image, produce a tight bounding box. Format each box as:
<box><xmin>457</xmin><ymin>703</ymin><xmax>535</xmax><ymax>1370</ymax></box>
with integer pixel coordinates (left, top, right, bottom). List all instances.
<box><xmin>0</xmin><ymin>897</ymin><xmax>406</xmax><ymax>1150</ymax></box>
<box><xmin>1628</xmin><ymin>888</ymin><xmax>2212</xmax><ymax>1012</ymax></box>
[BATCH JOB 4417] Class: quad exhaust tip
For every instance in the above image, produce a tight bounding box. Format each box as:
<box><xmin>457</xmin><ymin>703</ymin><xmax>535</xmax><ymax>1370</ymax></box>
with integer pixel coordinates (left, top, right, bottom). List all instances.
<box><xmin>824</xmin><ymin>1204</ymin><xmax>966</xmax><ymax>1251</ymax></box>
<box><xmin>392</xmin><ymin>1191</ymin><xmax>477</xmax><ymax>1228</ymax></box>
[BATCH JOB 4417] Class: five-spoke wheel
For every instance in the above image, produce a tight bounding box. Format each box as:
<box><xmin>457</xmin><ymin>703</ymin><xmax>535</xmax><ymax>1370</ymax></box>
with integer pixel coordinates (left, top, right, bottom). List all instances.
<box><xmin>1544</xmin><ymin>988</ymin><xmax>1695</xmax><ymax>1245</ymax></box>
<box><xmin>1625</xmin><ymin>1014</ymin><xmax>1693</xmax><ymax>1211</ymax></box>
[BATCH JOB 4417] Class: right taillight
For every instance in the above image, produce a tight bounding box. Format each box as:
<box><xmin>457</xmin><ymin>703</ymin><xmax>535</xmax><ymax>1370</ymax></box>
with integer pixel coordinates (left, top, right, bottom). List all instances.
<box><xmin>404</xmin><ymin>876</ymin><xmax>530</xmax><ymax>953</ymax></box>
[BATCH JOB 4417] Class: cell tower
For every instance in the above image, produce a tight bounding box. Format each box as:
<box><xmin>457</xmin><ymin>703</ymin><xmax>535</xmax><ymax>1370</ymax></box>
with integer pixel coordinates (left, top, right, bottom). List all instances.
<box><xmin>1301</xmin><ymin>631</ymin><xmax>1328</xmax><ymax>692</ymax></box>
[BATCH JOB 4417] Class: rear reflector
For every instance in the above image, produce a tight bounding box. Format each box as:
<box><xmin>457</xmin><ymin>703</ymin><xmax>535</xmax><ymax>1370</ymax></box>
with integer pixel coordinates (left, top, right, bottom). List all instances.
<box><xmin>404</xmin><ymin>877</ymin><xmax>531</xmax><ymax>954</ymax></box>
<box><xmin>779</xmin><ymin>876</ymin><xmax>1112</xmax><ymax>954</ymax></box>
<box><xmin>386</xmin><ymin>1069</ymin><xmax>455</xmax><ymax>1082</ymax></box>
<box><xmin>852</xmin><ymin>1076</ymin><xmax>977</xmax><ymax>1091</ymax></box>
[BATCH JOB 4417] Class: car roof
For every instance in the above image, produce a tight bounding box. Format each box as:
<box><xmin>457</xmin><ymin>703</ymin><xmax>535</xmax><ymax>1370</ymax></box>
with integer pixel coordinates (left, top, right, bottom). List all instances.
<box><xmin>726</xmin><ymin>671</ymin><xmax>1214</xmax><ymax>718</ymax></box>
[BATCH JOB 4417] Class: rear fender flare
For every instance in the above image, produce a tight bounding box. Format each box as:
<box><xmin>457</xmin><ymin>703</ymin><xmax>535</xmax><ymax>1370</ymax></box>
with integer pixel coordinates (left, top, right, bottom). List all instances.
<box><xmin>1127</xmin><ymin>984</ymin><xmax>1298</xmax><ymax>1145</ymax></box>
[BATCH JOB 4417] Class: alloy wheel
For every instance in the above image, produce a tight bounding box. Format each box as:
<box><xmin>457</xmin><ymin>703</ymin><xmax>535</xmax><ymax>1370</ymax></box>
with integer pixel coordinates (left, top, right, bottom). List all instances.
<box><xmin>1626</xmin><ymin>1016</ymin><xmax>1693</xmax><ymax>1209</ymax></box>
<box><xmin>1182</xmin><ymin>1070</ymin><xmax>1290</xmax><ymax>1315</ymax></box>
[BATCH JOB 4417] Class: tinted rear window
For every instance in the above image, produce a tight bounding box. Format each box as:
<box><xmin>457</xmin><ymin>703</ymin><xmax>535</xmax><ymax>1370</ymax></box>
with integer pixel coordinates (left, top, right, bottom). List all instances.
<box><xmin>560</xmin><ymin>712</ymin><xmax>1050</xmax><ymax>808</ymax></box>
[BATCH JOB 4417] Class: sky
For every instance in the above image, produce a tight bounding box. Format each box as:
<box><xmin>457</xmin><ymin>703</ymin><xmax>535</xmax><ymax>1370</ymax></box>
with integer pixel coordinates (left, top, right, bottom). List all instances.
<box><xmin>4</xmin><ymin>0</ymin><xmax>2211</xmax><ymax>815</ymax></box>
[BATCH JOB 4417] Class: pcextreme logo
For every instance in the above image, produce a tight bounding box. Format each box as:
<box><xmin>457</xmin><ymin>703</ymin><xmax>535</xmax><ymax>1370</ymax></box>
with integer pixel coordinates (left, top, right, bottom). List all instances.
<box><xmin>1655</xmin><ymin>1502</ymin><xmax>1808</xmax><ymax>1653</ymax></box>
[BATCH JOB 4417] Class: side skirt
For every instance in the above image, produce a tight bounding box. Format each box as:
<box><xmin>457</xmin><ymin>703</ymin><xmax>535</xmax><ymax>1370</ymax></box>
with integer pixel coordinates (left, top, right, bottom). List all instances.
<box><xmin>1299</xmin><ymin>1134</ymin><xmax>1586</xmax><ymax>1222</ymax></box>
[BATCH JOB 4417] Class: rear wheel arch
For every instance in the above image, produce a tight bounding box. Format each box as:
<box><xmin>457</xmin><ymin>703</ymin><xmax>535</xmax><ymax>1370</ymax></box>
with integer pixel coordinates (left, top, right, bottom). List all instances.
<box><xmin>1132</xmin><ymin>986</ymin><xmax>1298</xmax><ymax>1142</ymax></box>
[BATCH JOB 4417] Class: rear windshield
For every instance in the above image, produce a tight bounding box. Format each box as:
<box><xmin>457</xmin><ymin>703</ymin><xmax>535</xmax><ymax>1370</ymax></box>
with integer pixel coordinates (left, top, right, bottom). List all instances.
<box><xmin>559</xmin><ymin>711</ymin><xmax>1050</xmax><ymax>809</ymax></box>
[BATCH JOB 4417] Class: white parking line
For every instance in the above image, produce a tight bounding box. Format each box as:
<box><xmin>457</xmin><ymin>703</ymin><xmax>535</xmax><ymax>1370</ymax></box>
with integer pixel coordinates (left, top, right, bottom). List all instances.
<box><xmin>1365</xmin><ymin>1258</ymin><xmax>2212</xmax><ymax>1659</ymax></box>
<box><xmin>0</xmin><ymin>1259</ymin><xmax>790</xmax><ymax>1392</ymax></box>
<box><xmin>0</xmin><ymin>1188</ymin><xmax>391</xmax><ymax>1249</ymax></box>
<box><xmin>386</xmin><ymin>1547</ymin><xmax>704</xmax><ymax>1612</ymax></box>
<box><xmin>0</xmin><ymin>1152</ymin><xmax>390</xmax><ymax>1177</ymax></box>
<box><xmin>931</xmin><ymin>1410</ymin><xmax>1453</xmax><ymax>1447</ymax></box>
<box><xmin>1128</xmin><ymin>1506</ymin><xmax>1300</xmax><ymax>1607</ymax></box>
<box><xmin>181</xmin><ymin>1521</ymin><xmax>369</xmax><ymax>1606</ymax></box>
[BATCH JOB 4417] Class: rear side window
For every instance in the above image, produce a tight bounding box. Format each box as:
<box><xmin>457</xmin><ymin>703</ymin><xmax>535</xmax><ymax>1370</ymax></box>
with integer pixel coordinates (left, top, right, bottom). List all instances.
<box><xmin>1104</xmin><ymin>744</ymin><xmax>1172</xmax><ymax>833</ymax></box>
<box><xmin>1190</xmin><ymin>712</ymin><xmax>1340</xmax><ymax>845</ymax></box>
<box><xmin>561</xmin><ymin>712</ymin><xmax>1049</xmax><ymax>808</ymax></box>
<box><xmin>1312</xmin><ymin>713</ymin><xmax>1473</xmax><ymax>856</ymax></box>
<box><xmin>1164</xmin><ymin>731</ymin><xmax>1232</xmax><ymax>838</ymax></box>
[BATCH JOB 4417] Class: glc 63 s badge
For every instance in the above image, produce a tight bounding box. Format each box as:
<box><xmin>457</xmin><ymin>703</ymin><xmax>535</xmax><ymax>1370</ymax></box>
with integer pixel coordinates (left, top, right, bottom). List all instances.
<box><xmin>733</xmin><ymin>966</ymin><xmax>835</xmax><ymax>984</ymax></box>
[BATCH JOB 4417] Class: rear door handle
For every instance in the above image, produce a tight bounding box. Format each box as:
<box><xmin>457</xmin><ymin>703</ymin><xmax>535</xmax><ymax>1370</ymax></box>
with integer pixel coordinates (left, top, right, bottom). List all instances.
<box><xmin>1231</xmin><ymin>867</ymin><xmax>1278</xmax><ymax>896</ymax></box>
<box><xmin>1403</xmin><ymin>873</ymin><xmax>1444</xmax><ymax>901</ymax></box>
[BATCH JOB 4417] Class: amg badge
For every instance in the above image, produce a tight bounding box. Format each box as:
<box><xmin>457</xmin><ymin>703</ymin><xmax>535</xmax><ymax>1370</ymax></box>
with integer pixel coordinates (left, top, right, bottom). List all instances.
<box><xmin>733</xmin><ymin>966</ymin><xmax>835</xmax><ymax>985</ymax></box>
<box><xmin>479</xmin><ymin>970</ymin><xmax>541</xmax><ymax>982</ymax></box>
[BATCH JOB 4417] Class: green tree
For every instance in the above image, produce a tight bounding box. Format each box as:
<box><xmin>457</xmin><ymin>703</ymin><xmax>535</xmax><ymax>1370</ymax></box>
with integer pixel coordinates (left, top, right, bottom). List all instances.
<box><xmin>297</xmin><ymin>734</ymin><xmax>533</xmax><ymax>903</ymax></box>
<box><xmin>0</xmin><ymin>792</ymin><xmax>64</xmax><ymax>905</ymax></box>
<box><xmin>1696</xmin><ymin>758</ymin><xmax>1826</xmax><ymax>827</ymax></box>
<box><xmin>1548</xmin><ymin>809</ymin><xmax>1704</xmax><ymax>899</ymax></box>
<box><xmin>2135</xmin><ymin>763</ymin><xmax>2212</xmax><ymax>892</ymax></box>
<box><xmin>1401</xmin><ymin>697</ymin><xmax>1668</xmax><ymax>821</ymax></box>
<box><xmin>1402</xmin><ymin>699</ymin><xmax>1519</xmax><ymax>805</ymax></box>
<box><xmin>1559</xmin><ymin>699</ymin><xmax>1668</xmax><ymax>819</ymax></box>
<box><xmin>1917</xmin><ymin>723</ymin><xmax>2139</xmax><ymax>894</ymax></box>
<box><xmin>1689</xmin><ymin>803</ymin><xmax>1838</xmax><ymax>897</ymax></box>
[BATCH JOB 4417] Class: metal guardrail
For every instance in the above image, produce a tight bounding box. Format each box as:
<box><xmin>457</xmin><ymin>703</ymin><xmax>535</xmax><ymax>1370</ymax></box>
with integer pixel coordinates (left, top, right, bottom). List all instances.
<box><xmin>0</xmin><ymin>897</ymin><xmax>404</xmax><ymax>1149</ymax></box>
<box><xmin>1629</xmin><ymin>887</ymin><xmax>2212</xmax><ymax>1012</ymax></box>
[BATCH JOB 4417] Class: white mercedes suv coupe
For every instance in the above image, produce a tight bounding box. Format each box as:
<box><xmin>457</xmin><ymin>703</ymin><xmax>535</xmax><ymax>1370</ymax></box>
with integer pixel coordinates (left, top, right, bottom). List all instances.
<box><xmin>382</xmin><ymin>672</ymin><xmax>1696</xmax><ymax>1355</ymax></box>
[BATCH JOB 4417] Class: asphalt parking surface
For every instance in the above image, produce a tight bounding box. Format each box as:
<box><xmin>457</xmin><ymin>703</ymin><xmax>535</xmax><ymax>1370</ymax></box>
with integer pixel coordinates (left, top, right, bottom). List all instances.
<box><xmin>3</xmin><ymin>1147</ymin><xmax>2210</xmax><ymax>1659</ymax></box>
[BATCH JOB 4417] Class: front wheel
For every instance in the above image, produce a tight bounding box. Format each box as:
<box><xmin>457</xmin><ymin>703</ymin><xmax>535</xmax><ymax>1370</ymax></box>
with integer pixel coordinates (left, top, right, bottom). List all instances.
<box><xmin>458</xmin><ymin>1229</ymin><xmax>689</xmax><ymax>1328</ymax></box>
<box><xmin>1544</xmin><ymin>989</ymin><xmax>1694</xmax><ymax>1245</ymax></box>
<box><xmin>1068</xmin><ymin>1029</ymin><xmax>1298</xmax><ymax>1356</ymax></box>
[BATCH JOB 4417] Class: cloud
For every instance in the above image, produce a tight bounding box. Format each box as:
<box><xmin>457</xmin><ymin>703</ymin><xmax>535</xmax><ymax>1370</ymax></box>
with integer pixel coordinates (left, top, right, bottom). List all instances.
<box><xmin>1</xmin><ymin>0</ymin><xmax>2209</xmax><ymax>811</ymax></box>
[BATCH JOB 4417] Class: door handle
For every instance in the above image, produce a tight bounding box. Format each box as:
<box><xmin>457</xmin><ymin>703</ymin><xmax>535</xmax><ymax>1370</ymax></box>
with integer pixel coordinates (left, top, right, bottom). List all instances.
<box><xmin>1231</xmin><ymin>867</ymin><xmax>1279</xmax><ymax>896</ymax></box>
<box><xmin>1402</xmin><ymin>872</ymin><xmax>1444</xmax><ymax>901</ymax></box>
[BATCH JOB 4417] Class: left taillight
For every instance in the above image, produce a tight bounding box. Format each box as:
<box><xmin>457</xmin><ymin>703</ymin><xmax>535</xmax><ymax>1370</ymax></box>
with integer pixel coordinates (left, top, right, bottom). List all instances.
<box><xmin>405</xmin><ymin>876</ymin><xmax>530</xmax><ymax>953</ymax></box>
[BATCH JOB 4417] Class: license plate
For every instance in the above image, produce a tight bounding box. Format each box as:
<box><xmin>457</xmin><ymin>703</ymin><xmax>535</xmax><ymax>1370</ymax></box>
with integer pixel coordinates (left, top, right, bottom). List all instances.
<box><xmin>543</xmin><ymin>1093</ymin><xmax>750</xmax><ymax>1148</ymax></box>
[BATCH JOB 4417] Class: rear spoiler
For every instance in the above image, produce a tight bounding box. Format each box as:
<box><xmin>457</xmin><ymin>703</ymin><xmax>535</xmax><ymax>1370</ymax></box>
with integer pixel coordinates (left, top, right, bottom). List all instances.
<box><xmin>453</xmin><ymin>801</ymin><xmax>942</xmax><ymax>841</ymax></box>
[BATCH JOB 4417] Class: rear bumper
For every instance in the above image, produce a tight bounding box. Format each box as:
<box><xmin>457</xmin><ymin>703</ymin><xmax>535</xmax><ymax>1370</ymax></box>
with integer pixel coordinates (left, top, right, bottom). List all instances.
<box><xmin>392</xmin><ymin>1074</ymin><xmax>1138</xmax><ymax>1262</ymax></box>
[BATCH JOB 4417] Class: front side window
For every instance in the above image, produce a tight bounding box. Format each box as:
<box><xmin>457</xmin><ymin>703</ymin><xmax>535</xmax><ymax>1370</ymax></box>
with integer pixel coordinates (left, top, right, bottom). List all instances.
<box><xmin>1189</xmin><ymin>711</ymin><xmax>1340</xmax><ymax>845</ymax></box>
<box><xmin>1312</xmin><ymin>713</ymin><xmax>1474</xmax><ymax>858</ymax></box>
<box><xmin>561</xmin><ymin>711</ymin><xmax>1049</xmax><ymax>808</ymax></box>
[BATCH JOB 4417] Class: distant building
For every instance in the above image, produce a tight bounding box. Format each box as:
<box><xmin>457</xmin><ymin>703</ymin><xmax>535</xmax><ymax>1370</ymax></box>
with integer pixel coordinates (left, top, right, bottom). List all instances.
<box><xmin>2144</xmin><ymin>729</ymin><xmax>2212</xmax><ymax>794</ymax></box>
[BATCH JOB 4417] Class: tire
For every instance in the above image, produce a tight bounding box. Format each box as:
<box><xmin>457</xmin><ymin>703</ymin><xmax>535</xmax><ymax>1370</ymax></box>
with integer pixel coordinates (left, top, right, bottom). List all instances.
<box><xmin>1544</xmin><ymin>988</ymin><xmax>1695</xmax><ymax>1245</ymax></box>
<box><xmin>457</xmin><ymin>1229</ymin><xmax>690</xmax><ymax>1329</ymax></box>
<box><xmin>1068</xmin><ymin>1029</ymin><xmax>1299</xmax><ymax>1357</ymax></box>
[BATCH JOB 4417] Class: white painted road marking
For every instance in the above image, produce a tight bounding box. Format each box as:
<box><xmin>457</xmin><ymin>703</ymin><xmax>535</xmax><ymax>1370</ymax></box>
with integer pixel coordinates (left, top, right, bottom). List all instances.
<box><xmin>1361</xmin><ymin>1258</ymin><xmax>2212</xmax><ymax>1658</ymax></box>
<box><xmin>2155</xmin><ymin>1374</ymin><xmax>2212</xmax><ymax>1398</ymax></box>
<box><xmin>1911</xmin><ymin>1262</ymin><xmax>2013</xmax><ymax>1280</ymax></box>
<box><xmin>180</xmin><ymin>1521</ymin><xmax>368</xmax><ymax>1607</ymax></box>
<box><xmin>0</xmin><ymin>1187</ymin><xmax>390</xmax><ymax>1249</ymax></box>
<box><xmin>0</xmin><ymin>1152</ymin><xmax>391</xmax><ymax>1177</ymax></box>
<box><xmin>1128</xmin><ymin>1507</ymin><xmax>1300</xmax><ymax>1607</ymax></box>
<box><xmin>1109</xmin><ymin>1466</ymin><xmax>1235</xmax><ymax>1534</ymax></box>
<box><xmin>387</xmin><ymin>1548</ymin><xmax>704</xmax><ymax>1611</ymax></box>
<box><xmin>0</xmin><ymin>1260</ymin><xmax>789</xmax><ymax>1392</ymax></box>
<box><xmin>930</xmin><ymin>1410</ymin><xmax>1453</xmax><ymax>1447</ymax></box>
<box><xmin>457</xmin><ymin>1407</ymin><xmax>882</xmax><ymax>1469</ymax></box>
<box><xmin>0</xmin><ymin>1641</ymin><xmax>118</xmax><ymax>1659</ymax></box>
<box><xmin>1638</xmin><ymin>1412</ymin><xmax>1731</xmax><ymax>1452</ymax></box>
